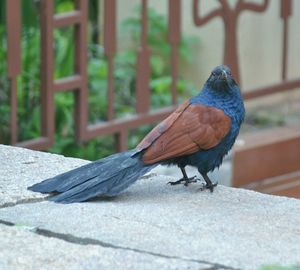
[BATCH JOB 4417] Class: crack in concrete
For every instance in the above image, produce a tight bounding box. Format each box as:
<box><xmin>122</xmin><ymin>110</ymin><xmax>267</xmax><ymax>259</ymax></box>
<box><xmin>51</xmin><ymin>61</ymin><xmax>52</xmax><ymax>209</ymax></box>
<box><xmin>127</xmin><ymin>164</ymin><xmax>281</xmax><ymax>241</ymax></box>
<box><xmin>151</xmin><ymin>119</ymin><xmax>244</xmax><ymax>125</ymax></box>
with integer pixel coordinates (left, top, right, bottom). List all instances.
<box><xmin>0</xmin><ymin>197</ymin><xmax>46</xmax><ymax>209</ymax></box>
<box><xmin>0</xmin><ymin>219</ymin><xmax>239</xmax><ymax>270</ymax></box>
<box><xmin>0</xmin><ymin>219</ymin><xmax>14</xmax><ymax>226</ymax></box>
<box><xmin>33</xmin><ymin>228</ymin><xmax>239</xmax><ymax>270</ymax></box>
<box><xmin>202</xmin><ymin>267</ymin><xmax>231</xmax><ymax>270</ymax></box>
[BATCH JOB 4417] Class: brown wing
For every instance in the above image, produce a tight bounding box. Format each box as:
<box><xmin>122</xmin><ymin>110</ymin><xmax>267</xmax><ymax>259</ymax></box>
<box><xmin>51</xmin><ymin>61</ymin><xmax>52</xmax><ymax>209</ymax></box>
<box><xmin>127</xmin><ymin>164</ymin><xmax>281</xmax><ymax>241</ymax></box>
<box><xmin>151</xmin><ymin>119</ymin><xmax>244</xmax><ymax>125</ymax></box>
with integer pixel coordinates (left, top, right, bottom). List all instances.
<box><xmin>136</xmin><ymin>100</ymin><xmax>191</xmax><ymax>151</ymax></box>
<box><xmin>137</xmin><ymin>103</ymin><xmax>231</xmax><ymax>164</ymax></box>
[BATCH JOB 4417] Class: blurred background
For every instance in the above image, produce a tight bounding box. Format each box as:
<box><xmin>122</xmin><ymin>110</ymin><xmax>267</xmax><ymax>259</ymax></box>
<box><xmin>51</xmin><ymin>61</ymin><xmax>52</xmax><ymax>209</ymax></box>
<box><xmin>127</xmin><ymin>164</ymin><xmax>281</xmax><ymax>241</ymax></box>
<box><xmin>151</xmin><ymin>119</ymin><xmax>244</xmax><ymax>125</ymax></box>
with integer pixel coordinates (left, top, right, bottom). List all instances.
<box><xmin>1</xmin><ymin>0</ymin><xmax>300</xmax><ymax>197</ymax></box>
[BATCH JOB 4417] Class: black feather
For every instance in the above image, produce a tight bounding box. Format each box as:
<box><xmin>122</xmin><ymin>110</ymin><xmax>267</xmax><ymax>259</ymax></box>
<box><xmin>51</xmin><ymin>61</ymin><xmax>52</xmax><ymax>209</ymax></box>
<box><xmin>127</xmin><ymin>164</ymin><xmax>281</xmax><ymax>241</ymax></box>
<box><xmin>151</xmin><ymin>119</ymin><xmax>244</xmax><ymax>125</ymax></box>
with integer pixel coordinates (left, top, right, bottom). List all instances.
<box><xmin>28</xmin><ymin>151</ymin><xmax>156</xmax><ymax>203</ymax></box>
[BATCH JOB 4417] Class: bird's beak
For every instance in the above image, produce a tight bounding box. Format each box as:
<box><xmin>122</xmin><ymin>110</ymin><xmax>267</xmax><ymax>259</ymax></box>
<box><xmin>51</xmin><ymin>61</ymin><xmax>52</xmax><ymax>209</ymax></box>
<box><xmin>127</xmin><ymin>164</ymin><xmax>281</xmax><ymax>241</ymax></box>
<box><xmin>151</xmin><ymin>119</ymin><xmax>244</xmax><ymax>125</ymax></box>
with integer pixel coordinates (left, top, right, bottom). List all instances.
<box><xmin>220</xmin><ymin>70</ymin><xmax>228</xmax><ymax>80</ymax></box>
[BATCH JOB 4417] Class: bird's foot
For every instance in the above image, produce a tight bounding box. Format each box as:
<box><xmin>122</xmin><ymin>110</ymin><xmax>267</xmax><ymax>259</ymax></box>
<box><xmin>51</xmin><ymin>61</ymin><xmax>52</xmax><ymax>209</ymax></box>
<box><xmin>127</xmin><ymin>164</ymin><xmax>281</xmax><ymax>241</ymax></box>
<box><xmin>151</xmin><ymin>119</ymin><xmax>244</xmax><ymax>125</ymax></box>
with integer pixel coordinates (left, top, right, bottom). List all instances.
<box><xmin>198</xmin><ymin>181</ymin><xmax>218</xmax><ymax>193</ymax></box>
<box><xmin>168</xmin><ymin>176</ymin><xmax>198</xmax><ymax>187</ymax></box>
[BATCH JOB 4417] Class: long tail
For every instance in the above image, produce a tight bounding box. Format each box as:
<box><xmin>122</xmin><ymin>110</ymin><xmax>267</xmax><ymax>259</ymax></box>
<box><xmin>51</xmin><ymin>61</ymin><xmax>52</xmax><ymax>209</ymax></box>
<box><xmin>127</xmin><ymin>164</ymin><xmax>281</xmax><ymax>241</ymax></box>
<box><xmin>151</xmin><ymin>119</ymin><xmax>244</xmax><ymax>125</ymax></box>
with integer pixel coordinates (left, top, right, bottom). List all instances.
<box><xmin>28</xmin><ymin>151</ymin><xmax>156</xmax><ymax>203</ymax></box>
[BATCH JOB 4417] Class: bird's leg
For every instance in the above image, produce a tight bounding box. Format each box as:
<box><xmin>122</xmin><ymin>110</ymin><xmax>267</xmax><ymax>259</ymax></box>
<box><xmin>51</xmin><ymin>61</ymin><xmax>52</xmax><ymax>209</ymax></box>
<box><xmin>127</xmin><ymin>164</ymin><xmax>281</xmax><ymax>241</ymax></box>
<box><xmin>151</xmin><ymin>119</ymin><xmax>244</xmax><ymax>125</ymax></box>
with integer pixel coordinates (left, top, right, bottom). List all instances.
<box><xmin>168</xmin><ymin>167</ymin><xmax>197</xmax><ymax>186</ymax></box>
<box><xmin>200</xmin><ymin>173</ymin><xmax>218</xmax><ymax>192</ymax></box>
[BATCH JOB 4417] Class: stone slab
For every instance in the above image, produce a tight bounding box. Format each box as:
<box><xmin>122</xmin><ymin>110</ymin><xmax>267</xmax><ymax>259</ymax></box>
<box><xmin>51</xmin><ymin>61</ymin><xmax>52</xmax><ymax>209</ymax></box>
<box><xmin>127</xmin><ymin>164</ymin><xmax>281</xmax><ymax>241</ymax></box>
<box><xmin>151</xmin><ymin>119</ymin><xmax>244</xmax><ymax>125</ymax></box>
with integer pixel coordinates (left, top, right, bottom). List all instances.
<box><xmin>0</xmin><ymin>144</ymin><xmax>89</xmax><ymax>207</ymax></box>
<box><xmin>1</xmin><ymin>178</ymin><xmax>300</xmax><ymax>269</ymax></box>
<box><xmin>1</xmin><ymin>144</ymin><xmax>300</xmax><ymax>270</ymax></box>
<box><xmin>0</xmin><ymin>224</ymin><xmax>208</xmax><ymax>270</ymax></box>
<box><xmin>0</xmin><ymin>144</ymin><xmax>231</xmax><ymax>207</ymax></box>
<box><xmin>152</xmin><ymin>159</ymin><xmax>232</xmax><ymax>187</ymax></box>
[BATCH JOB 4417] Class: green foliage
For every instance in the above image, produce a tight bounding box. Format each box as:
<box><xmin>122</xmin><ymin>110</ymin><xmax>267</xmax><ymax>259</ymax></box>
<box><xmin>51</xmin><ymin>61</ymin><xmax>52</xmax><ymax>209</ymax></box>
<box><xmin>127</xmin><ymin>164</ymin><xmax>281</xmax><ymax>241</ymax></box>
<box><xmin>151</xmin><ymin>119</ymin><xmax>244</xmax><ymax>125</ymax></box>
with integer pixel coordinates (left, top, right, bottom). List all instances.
<box><xmin>0</xmin><ymin>2</ymin><xmax>198</xmax><ymax>160</ymax></box>
<box><xmin>55</xmin><ymin>0</ymin><xmax>74</xmax><ymax>13</ymax></box>
<box><xmin>121</xmin><ymin>6</ymin><xmax>198</xmax><ymax>106</ymax></box>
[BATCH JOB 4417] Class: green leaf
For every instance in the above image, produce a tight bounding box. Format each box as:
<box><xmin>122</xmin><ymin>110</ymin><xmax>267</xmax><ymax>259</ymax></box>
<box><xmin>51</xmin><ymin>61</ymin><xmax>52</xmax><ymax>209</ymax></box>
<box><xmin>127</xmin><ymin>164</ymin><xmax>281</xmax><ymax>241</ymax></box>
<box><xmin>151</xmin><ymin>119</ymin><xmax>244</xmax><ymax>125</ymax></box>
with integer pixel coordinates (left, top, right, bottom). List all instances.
<box><xmin>55</xmin><ymin>0</ymin><xmax>74</xmax><ymax>13</ymax></box>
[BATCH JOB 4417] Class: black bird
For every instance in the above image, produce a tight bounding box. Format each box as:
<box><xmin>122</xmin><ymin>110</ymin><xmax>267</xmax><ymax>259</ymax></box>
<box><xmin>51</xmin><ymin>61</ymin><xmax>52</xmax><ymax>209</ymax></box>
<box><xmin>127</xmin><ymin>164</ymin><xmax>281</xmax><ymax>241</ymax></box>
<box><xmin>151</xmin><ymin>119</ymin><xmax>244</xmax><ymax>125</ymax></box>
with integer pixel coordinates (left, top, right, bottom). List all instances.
<box><xmin>28</xmin><ymin>65</ymin><xmax>245</xmax><ymax>203</ymax></box>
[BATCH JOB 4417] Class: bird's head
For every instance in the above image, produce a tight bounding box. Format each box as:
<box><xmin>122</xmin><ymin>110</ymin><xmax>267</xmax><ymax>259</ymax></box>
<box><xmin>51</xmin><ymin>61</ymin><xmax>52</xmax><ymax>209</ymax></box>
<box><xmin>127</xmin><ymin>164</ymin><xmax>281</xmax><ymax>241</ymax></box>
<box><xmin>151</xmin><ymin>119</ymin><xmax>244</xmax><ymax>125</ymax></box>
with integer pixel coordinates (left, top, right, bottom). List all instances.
<box><xmin>206</xmin><ymin>65</ymin><xmax>237</xmax><ymax>91</ymax></box>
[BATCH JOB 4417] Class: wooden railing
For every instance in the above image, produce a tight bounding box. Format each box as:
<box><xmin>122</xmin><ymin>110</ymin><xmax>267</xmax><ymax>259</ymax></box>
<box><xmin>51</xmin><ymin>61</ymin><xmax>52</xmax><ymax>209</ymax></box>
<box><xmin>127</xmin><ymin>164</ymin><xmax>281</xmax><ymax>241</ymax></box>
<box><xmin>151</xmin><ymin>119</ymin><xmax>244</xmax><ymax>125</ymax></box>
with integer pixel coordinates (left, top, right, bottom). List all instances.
<box><xmin>3</xmin><ymin>0</ymin><xmax>300</xmax><ymax>196</ymax></box>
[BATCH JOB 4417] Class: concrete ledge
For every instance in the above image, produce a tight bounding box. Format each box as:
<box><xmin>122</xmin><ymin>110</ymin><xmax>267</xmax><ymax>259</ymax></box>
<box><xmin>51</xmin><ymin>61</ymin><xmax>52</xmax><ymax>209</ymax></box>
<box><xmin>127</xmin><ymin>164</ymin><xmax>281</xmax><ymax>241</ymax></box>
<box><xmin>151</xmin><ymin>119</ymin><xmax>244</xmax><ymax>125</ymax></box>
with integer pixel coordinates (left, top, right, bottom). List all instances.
<box><xmin>0</xmin><ymin>144</ymin><xmax>300</xmax><ymax>270</ymax></box>
<box><xmin>0</xmin><ymin>224</ymin><xmax>206</xmax><ymax>270</ymax></box>
<box><xmin>0</xmin><ymin>144</ymin><xmax>89</xmax><ymax>207</ymax></box>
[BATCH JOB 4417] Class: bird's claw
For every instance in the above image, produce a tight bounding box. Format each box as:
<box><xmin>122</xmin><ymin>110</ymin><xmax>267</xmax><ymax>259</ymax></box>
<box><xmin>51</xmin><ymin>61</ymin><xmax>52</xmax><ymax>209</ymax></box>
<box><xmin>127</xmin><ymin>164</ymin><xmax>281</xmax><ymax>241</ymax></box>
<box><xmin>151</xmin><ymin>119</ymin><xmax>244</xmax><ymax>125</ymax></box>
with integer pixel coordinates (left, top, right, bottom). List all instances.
<box><xmin>198</xmin><ymin>182</ymin><xmax>218</xmax><ymax>192</ymax></box>
<box><xmin>168</xmin><ymin>176</ymin><xmax>198</xmax><ymax>186</ymax></box>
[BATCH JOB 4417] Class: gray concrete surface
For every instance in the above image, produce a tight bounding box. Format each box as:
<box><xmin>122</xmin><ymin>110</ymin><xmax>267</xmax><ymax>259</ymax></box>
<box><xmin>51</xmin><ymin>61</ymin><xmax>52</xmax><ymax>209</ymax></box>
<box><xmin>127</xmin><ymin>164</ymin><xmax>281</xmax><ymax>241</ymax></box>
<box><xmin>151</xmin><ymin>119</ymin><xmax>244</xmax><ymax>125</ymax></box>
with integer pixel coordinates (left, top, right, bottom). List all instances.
<box><xmin>0</xmin><ymin>145</ymin><xmax>89</xmax><ymax>207</ymax></box>
<box><xmin>152</xmin><ymin>158</ymin><xmax>232</xmax><ymax>187</ymax></box>
<box><xmin>0</xmin><ymin>144</ymin><xmax>300</xmax><ymax>270</ymax></box>
<box><xmin>0</xmin><ymin>224</ymin><xmax>207</xmax><ymax>270</ymax></box>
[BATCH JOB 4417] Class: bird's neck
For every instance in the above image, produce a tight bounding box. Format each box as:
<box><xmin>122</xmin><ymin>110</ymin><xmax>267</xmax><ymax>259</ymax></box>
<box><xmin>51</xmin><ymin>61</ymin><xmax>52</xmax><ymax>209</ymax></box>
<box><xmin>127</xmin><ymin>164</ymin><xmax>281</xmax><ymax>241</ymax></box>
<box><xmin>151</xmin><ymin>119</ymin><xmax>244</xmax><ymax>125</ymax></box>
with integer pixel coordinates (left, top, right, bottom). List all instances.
<box><xmin>191</xmin><ymin>84</ymin><xmax>245</xmax><ymax>125</ymax></box>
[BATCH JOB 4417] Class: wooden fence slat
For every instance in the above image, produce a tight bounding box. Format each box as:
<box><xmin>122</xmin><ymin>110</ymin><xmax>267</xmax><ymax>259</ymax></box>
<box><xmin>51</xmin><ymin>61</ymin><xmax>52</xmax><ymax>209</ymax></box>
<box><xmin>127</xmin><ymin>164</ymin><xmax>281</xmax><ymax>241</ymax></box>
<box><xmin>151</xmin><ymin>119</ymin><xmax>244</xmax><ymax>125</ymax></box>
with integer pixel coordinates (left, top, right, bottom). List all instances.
<box><xmin>6</xmin><ymin>0</ymin><xmax>21</xmax><ymax>145</ymax></box>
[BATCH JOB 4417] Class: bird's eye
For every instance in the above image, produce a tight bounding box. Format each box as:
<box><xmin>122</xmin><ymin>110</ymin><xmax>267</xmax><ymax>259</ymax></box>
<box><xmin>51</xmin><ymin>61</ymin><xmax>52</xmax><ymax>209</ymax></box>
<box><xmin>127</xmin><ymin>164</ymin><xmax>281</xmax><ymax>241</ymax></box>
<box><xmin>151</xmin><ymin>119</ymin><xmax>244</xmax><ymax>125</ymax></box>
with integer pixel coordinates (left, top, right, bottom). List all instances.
<box><xmin>211</xmin><ymin>72</ymin><xmax>216</xmax><ymax>76</ymax></box>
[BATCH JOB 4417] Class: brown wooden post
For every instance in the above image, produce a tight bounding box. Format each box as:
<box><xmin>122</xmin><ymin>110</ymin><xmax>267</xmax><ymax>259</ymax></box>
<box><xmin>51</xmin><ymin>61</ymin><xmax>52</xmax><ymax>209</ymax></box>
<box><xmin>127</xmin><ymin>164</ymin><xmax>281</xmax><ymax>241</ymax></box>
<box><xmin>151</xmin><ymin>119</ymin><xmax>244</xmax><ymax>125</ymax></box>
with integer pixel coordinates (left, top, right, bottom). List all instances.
<box><xmin>39</xmin><ymin>0</ymin><xmax>55</xmax><ymax>146</ymax></box>
<box><xmin>280</xmin><ymin>0</ymin><xmax>291</xmax><ymax>81</ymax></box>
<box><xmin>104</xmin><ymin>0</ymin><xmax>117</xmax><ymax>121</ymax></box>
<box><xmin>136</xmin><ymin>0</ymin><xmax>151</xmax><ymax>114</ymax></box>
<box><xmin>6</xmin><ymin>0</ymin><xmax>21</xmax><ymax>145</ymax></box>
<box><xmin>116</xmin><ymin>130</ymin><xmax>128</xmax><ymax>152</ymax></box>
<box><xmin>74</xmin><ymin>0</ymin><xmax>88</xmax><ymax>139</ymax></box>
<box><xmin>168</xmin><ymin>0</ymin><xmax>181</xmax><ymax>105</ymax></box>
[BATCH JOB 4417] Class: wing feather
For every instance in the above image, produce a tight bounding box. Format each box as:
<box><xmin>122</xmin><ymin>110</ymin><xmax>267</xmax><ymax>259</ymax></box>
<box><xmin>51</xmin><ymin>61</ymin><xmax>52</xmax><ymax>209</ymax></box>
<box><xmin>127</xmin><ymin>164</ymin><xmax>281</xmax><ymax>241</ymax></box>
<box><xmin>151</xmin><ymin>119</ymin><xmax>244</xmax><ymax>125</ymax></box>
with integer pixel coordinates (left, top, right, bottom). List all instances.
<box><xmin>136</xmin><ymin>100</ymin><xmax>190</xmax><ymax>151</ymax></box>
<box><xmin>139</xmin><ymin>103</ymin><xmax>231</xmax><ymax>164</ymax></box>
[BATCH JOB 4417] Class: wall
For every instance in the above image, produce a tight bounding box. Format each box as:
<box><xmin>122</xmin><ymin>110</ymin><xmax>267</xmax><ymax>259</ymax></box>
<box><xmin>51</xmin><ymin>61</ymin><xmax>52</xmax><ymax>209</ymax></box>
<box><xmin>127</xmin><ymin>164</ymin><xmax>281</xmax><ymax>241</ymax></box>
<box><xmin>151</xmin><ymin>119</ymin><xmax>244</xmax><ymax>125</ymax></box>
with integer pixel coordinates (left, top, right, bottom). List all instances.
<box><xmin>116</xmin><ymin>0</ymin><xmax>300</xmax><ymax>92</ymax></box>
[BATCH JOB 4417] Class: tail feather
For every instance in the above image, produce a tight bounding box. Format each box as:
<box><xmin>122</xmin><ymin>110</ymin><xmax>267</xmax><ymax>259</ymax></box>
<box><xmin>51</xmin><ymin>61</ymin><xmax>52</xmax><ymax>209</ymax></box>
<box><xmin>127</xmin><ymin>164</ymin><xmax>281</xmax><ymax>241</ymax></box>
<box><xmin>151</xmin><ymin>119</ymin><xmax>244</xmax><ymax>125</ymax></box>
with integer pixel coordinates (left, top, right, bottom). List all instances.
<box><xmin>48</xmin><ymin>175</ymin><xmax>117</xmax><ymax>203</ymax></box>
<box><xmin>28</xmin><ymin>151</ymin><xmax>156</xmax><ymax>203</ymax></box>
<box><xmin>28</xmin><ymin>153</ymin><xmax>122</xmax><ymax>193</ymax></box>
<box><xmin>107</xmin><ymin>161</ymin><xmax>152</xmax><ymax>196</ymax></box>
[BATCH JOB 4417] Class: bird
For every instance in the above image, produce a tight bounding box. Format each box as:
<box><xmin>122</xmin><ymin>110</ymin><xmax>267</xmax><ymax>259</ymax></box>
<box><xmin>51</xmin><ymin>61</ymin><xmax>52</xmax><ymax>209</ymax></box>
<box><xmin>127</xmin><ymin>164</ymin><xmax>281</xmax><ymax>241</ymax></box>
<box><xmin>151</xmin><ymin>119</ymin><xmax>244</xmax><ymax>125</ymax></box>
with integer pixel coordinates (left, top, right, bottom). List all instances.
<box><xmin>28</xmin><ymin>65</ymin><xmax>245</xmax><ymax>203</ymax></box>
